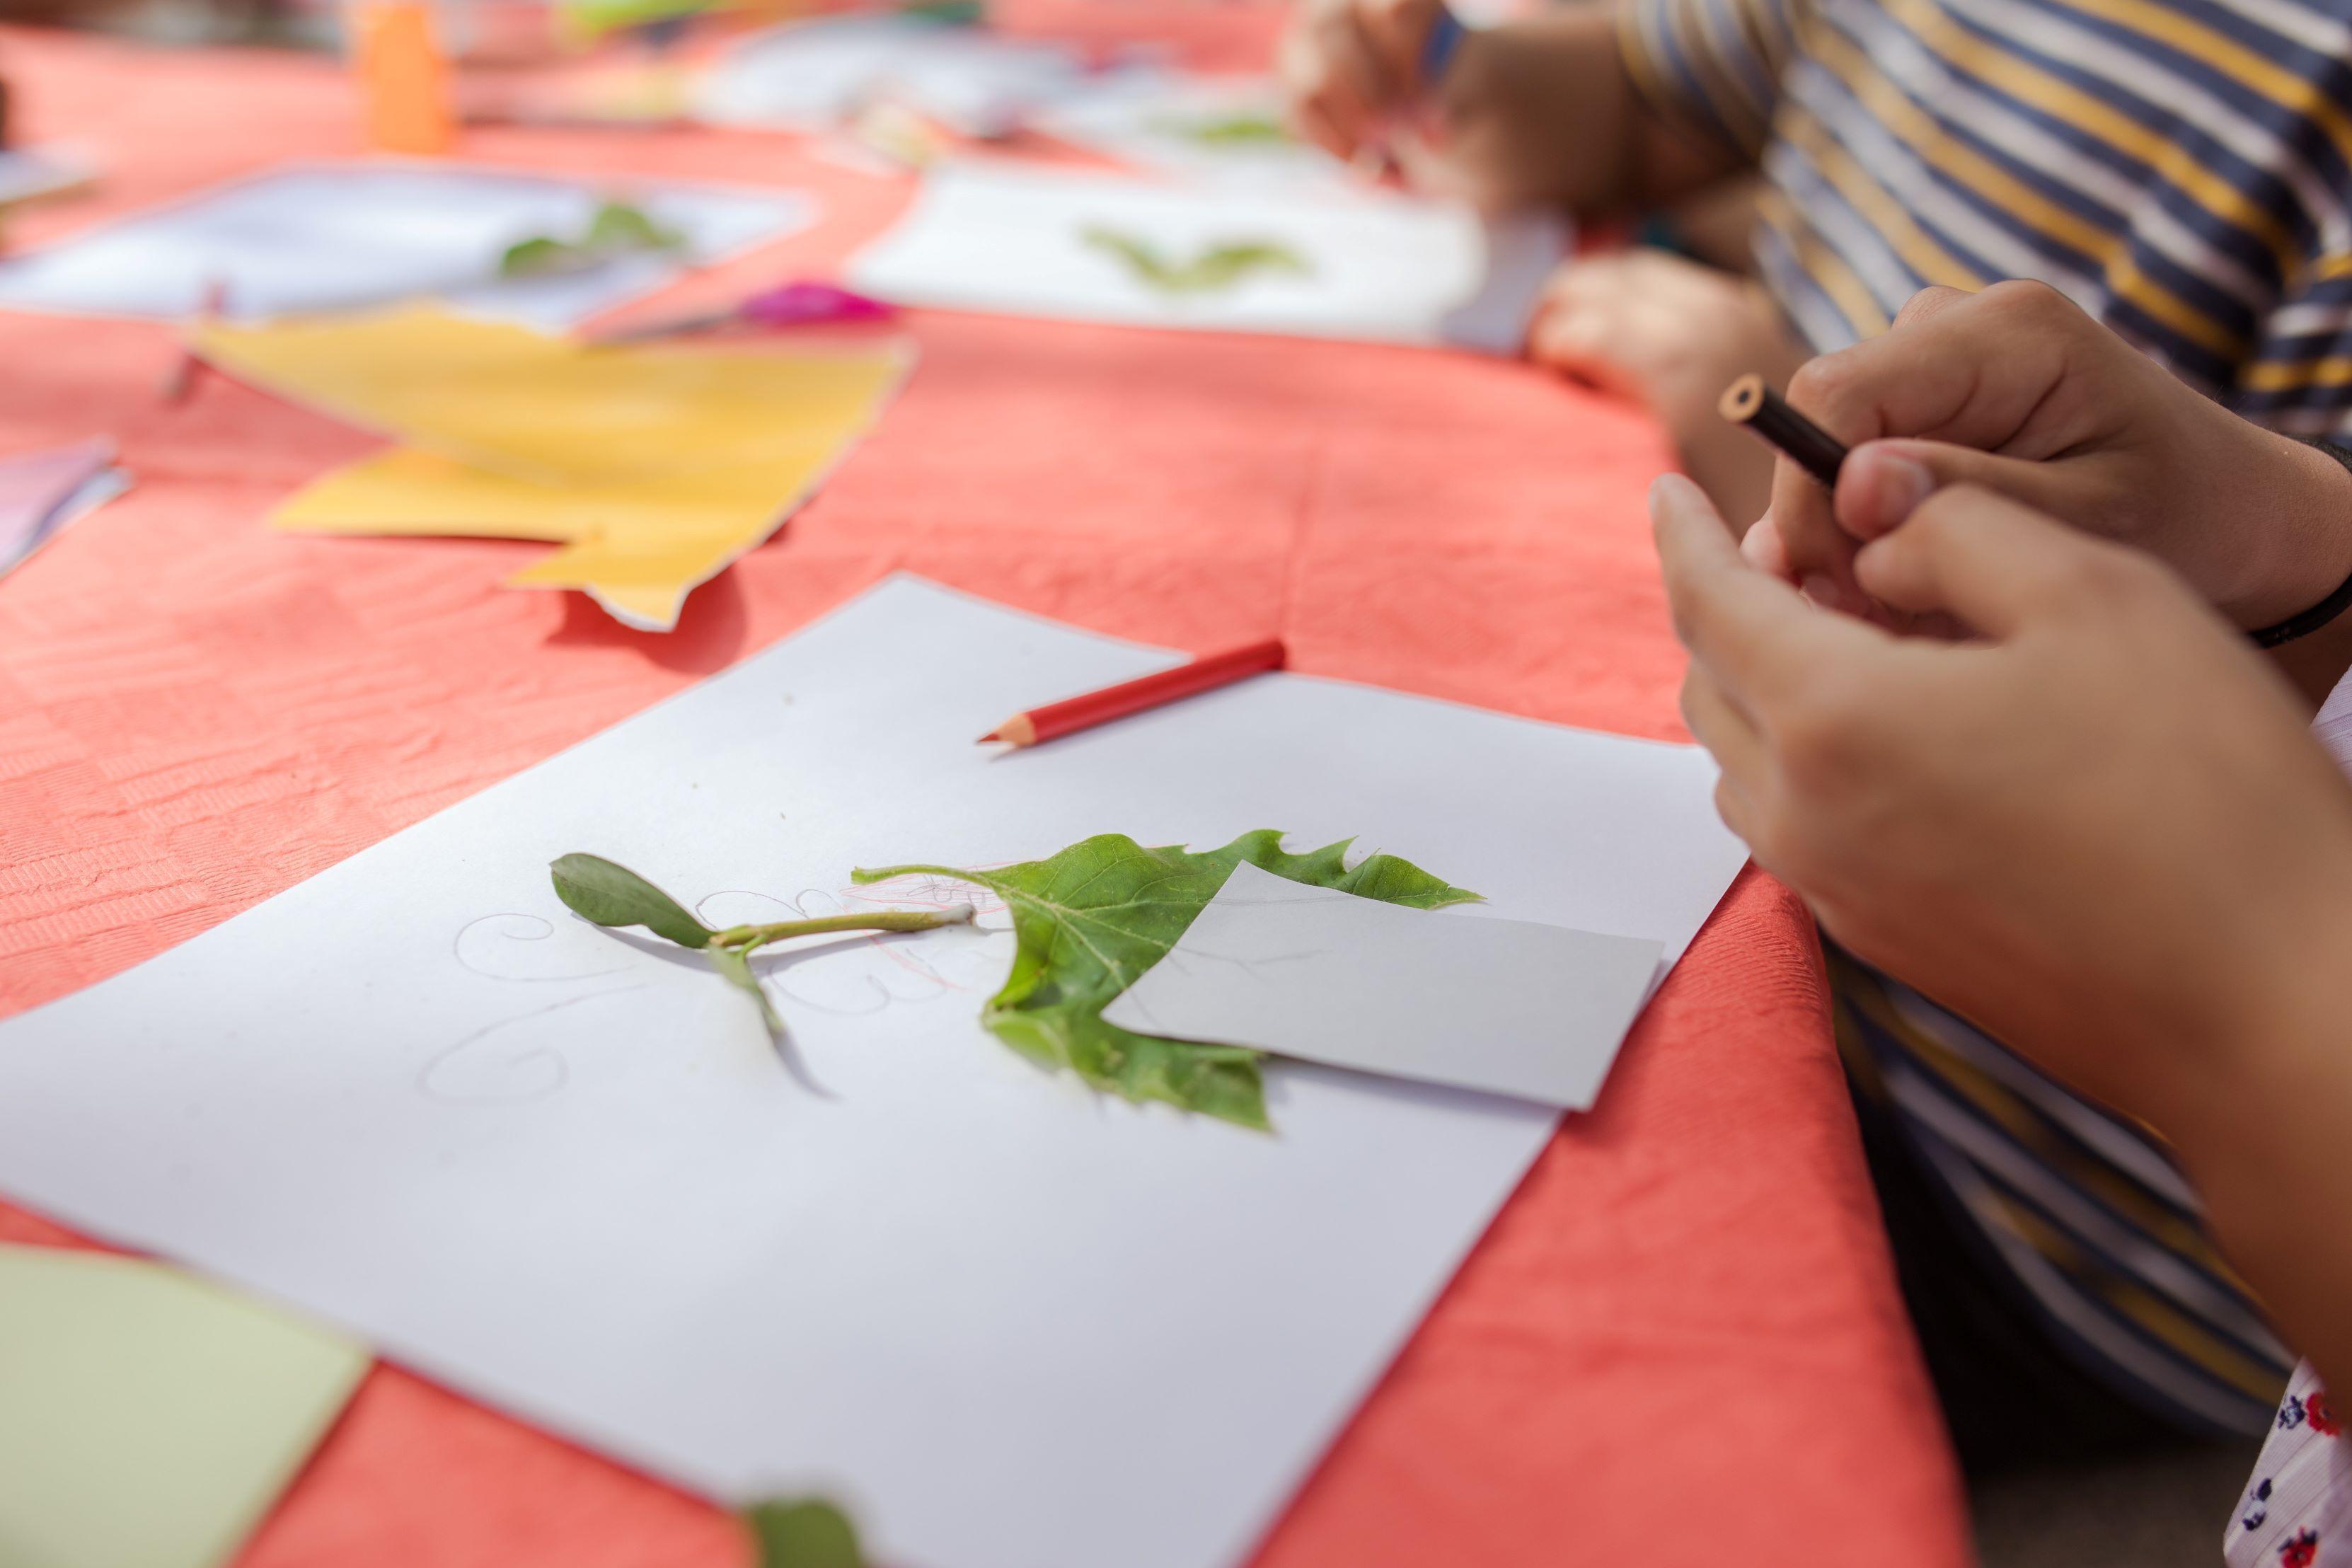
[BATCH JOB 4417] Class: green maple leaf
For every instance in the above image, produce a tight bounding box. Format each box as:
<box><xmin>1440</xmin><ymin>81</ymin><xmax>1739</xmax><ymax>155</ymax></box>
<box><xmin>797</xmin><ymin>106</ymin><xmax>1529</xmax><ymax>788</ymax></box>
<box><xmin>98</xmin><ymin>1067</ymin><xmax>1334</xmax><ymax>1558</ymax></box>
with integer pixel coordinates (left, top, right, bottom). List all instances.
<box><xmin>582</xmin><ymin>200</ymin><xmax>685</xmax><ymax>253</ymax></box>
<box><xmin>498</xmin><ymin>200</ymin><xmax>686</xmax><ymax>279</ymax></box>
<box><xmin>1080</xmin><ymin>225</ymin><xmax>1179</xmax><ymax>288</ymax></box>
<box><xmin>1185</xmin><ymin>241</ymin><xmax>1309</xmax><ymax>291</ymax></box>
<box><xmin>1080</xmin><ymin>226</ymin><xmax>1310</xmax><ymax>295</ymax></box>
<box><xmin>853</xmin><ymin>831</ymin><xmax>1478</xmax><ymax>1129</ymax></box>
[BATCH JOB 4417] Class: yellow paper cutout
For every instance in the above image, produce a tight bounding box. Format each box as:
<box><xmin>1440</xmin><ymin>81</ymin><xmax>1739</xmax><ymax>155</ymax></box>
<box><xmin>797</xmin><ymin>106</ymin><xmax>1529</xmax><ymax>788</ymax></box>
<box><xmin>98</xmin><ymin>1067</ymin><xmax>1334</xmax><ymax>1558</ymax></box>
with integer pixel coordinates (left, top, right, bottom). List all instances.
<box><xmin>275</xmin><ymin>446</ymin><xmax>855</xmax><ymax>628</ymax></box>
<box><xmin>197</xmin><ymin>309</ymin><xmax>910</xmax><ymax>630</ymax></box>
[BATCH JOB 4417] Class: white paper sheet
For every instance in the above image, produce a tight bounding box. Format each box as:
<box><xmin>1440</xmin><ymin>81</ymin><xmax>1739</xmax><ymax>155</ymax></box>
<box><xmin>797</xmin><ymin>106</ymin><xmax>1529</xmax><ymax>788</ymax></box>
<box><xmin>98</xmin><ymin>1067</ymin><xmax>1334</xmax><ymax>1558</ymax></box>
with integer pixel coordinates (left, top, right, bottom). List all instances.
<box><xmin>1033</xmin><ymin>74</ymin><xmax>1361</xmax><ymax>193</ymax></box>
<box><xmin>0</xmin><ymin>577</ymin><xmax>1745</xmax><ymax>1568</ymax></box>
<box><xmin>0</xmin><ymin>162</ymin><xmax>810</xmax><ymax>327</ymax></box>
<box><xmin>0</xmin><ymin>144</ymin><xmax>97</xmax><ymax>209</ymax></box>
<box><xmin>846</xmin><ymin>161</ymin><xmax>1567</xmax><ymax>351</ymax></box>
<box><xmin>699</xmin><ymin>15</ymin><xmax>1143</xmax><ymax>137</ymax></box>
<box><xmin>0</xmin><ymin>437</ymin><xmax>127</xmax><ymax>576</ymax></box>
<box><xmin>1102</xmin><ymin>861</ymin><xmax>1664</xmax><ymax>1109</ymax></box>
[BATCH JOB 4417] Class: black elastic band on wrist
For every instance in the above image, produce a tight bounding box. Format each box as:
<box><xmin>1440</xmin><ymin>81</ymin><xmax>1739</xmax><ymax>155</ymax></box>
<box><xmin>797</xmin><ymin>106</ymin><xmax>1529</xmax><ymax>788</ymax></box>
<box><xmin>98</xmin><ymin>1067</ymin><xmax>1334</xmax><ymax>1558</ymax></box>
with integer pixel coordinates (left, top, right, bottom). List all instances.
<box><xmin>2252</xmin><ymin>439</ymin><xmax>2352</xmax><ymax>649</ymax></box>
<box><xmin>2253</xmin><ymin>571</ymin><xmax>2352</xmax><ymax>647</ymax></box>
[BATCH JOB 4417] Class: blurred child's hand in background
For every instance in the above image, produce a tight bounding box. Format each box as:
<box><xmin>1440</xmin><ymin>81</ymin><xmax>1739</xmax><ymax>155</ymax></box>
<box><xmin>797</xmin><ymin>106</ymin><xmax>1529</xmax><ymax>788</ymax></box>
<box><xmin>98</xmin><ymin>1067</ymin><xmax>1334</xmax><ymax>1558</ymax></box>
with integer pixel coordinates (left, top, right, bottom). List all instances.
<box><xmin>1278</xmin><ymin>1</ymin><xmax>1746</xmax><ymax>216</ymax></box>
<box><xmin>1532</xmin><ymin>249</ymin><xmax>1803</xmax><ymax>523</ymax></box>
<box><xmin>1278</xmin><ymin>0</ymin><xmax>1448</xmax><ymax>160</ymax></box>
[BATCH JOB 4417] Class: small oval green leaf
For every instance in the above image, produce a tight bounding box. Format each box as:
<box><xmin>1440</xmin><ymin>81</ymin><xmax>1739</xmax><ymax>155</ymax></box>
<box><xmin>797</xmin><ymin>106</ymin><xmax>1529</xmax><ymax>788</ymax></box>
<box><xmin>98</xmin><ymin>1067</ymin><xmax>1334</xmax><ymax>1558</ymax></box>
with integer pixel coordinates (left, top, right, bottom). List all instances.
<box><xmin>744</xmin><ymin>1498</ymin><xmax>865</xmax><ymax>1568</ymax></box>
<box><xmin>548</xmin><ymin>853</ymin><xmax>715</xmax><ymax>949</ymax></box>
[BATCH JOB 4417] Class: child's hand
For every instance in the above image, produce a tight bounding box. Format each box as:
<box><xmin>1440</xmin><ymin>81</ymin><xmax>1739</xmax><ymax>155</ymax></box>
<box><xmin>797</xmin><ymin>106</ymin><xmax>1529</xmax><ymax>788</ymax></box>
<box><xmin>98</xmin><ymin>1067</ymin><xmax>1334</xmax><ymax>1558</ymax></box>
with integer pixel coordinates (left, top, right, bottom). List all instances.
<box><xmin>1278</xmin><ymin>0</ymin><xmax>1447</xmax><ymax>163</ymax></box>
<box><xmin>1657</xmin><ymin>468</ymin><xmax>2352</xmax><ymax>1395</ymax></box>
<box><xmin>1533</xmin><ymin>250</ymin><xmax>1804</xmax><ymax>520</ymax></box>
<box><xmin>1656</xmin><ymin>471</ymin><xmax>2352</xmax><ymax>1130</ymax></box>
<box><xmin>1531</xmin><ymin>250</ymin><xmax>1798</xmax><ymax>422</ymax></box>
<box><xmin>1279</xmin><ymin>4</ymin><xmax>1727</xmax><ymax>214</ymax></box>
<box><xmin>1751</xmin><ymin>282</ymin><xmax>2352</xmax><ymax>632</ymax></box>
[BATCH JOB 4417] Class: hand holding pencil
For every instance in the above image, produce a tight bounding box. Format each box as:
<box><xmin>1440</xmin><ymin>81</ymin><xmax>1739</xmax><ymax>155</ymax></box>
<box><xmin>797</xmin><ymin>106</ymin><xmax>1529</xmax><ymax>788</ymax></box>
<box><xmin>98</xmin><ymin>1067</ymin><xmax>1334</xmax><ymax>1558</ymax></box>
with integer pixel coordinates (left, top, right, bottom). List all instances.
<box><xmin>1726</xmin><ymin>283</ymin><xmax>2352</xmax><ymax>656</ymax></box>
<box><xmin>1279</xmin><ymin>0</ymin><xmax>1474</xmax><ymax>180</ymax></box>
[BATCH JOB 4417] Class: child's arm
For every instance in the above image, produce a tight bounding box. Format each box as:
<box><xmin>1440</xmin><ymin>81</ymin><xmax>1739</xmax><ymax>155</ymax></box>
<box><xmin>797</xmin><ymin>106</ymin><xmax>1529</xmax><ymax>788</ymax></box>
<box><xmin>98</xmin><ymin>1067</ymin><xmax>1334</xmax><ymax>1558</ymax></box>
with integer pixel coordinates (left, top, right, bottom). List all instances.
<box><xmin>1654</xmin><ymin>471</ymin><xmax>2352</xmax><ymax>1395</ymax></box>
<box><xmin>1278</xmin><ymin>0</ymin><xmax>1753</xmax><ymax>216</ymax></box>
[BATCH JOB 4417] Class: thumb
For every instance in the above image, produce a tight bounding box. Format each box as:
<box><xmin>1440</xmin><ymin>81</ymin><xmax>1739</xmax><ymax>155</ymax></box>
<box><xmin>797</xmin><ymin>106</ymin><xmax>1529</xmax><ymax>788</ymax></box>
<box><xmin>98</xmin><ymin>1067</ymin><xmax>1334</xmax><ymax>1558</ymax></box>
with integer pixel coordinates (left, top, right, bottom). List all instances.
<box><xmin>1852</xmin><ymin>485</ymin><xmax>2116</xmax><ymax>638</ymax></box>
<box><xmin>1835</xmin><ymin>438</ymin><xmax>2089</xmax><ymax>541</ymax></box>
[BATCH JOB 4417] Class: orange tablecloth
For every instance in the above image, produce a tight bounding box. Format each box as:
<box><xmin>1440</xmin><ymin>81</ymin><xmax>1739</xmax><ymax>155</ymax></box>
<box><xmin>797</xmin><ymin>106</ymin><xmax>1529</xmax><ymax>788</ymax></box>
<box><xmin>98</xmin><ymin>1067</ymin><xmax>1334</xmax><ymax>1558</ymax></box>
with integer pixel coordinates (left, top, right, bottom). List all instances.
<box><xmin>0</xmin><ymin>21</ymin><xmax>1968</xmax><ymax>1567</ymax></box>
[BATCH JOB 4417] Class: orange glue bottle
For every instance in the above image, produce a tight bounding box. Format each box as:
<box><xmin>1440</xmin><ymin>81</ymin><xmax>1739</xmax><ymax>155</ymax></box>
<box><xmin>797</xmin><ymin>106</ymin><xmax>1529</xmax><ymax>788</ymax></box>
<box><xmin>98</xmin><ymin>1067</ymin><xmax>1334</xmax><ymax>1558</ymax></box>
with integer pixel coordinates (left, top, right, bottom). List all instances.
<box><xmin>354</xmin><ymin>1</ymin><xmax>455</xmax><ymax>154</ymax></box>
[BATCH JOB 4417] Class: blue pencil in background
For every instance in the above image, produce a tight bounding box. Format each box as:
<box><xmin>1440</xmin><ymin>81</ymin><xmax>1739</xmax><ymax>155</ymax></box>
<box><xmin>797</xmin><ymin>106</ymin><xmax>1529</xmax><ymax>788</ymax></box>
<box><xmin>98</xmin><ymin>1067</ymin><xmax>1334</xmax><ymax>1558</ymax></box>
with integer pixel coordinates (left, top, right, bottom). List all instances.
<box><xmin>1419</xmin><ymin>4</ymin><xmax>1468</xmax><ymax>86</ymax></box>
<box><xmin>1354</xmin><ymin>4</ymin><xmax>1468</xmax><ymax>181</ymax></box>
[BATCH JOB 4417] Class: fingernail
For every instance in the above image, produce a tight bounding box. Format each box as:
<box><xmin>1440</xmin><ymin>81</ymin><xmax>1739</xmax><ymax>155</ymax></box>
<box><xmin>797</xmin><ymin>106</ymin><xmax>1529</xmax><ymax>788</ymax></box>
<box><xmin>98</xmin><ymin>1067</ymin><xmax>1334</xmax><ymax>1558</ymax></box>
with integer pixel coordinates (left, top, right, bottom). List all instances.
<box><xmin>1872</xmin><ymin>453</ymin><xmax>1936</xmax><ymax>526</ymax></box>
<box><xmin>1799</xmin><ymin>572</ymin><xmax>1841</xmax><ymax>609</ymax></box>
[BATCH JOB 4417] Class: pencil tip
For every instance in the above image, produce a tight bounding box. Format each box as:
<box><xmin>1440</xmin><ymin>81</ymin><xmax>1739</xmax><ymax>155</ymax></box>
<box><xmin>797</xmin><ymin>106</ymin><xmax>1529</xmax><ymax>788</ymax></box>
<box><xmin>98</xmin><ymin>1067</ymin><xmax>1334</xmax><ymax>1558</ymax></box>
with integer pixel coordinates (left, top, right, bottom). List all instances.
<box><xmin>976</xmin><ymin>730</ymin><xmax>1001</xmax><ymax>744</ymax></box>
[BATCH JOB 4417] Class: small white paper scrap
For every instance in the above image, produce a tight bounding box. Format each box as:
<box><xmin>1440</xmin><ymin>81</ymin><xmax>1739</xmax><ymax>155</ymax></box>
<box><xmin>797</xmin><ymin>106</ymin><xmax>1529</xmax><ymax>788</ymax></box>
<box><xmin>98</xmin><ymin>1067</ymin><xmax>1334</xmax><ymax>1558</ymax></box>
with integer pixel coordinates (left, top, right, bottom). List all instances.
<box><xmin>1102</xmin><ymin>862</ymin><xmax>1664</xmax><ymax>1109</ymax></box>
<box><xmin>0</xmin><ymin>144</ymin><xmax>97</xmax><ymax>209</ymax></box>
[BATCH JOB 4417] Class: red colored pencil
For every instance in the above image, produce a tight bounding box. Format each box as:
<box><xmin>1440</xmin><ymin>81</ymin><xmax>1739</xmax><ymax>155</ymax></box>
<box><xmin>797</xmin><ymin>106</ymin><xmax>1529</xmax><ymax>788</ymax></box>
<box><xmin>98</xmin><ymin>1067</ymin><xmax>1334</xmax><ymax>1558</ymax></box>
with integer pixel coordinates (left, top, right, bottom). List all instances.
<box><xmin>979</xmin><ymin>638</ymin><xmax>1287</xmax><ymax>748</ymax></box>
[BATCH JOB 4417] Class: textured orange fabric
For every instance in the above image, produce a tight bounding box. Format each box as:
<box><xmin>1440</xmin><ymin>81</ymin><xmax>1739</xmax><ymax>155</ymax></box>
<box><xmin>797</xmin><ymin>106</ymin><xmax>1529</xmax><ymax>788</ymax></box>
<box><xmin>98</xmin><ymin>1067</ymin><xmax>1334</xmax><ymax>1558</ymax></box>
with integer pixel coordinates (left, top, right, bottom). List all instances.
<box><xmin>0</xmin><ymin>22</ymin><xmax>1968</xmax><ymax>1568</ymax></box>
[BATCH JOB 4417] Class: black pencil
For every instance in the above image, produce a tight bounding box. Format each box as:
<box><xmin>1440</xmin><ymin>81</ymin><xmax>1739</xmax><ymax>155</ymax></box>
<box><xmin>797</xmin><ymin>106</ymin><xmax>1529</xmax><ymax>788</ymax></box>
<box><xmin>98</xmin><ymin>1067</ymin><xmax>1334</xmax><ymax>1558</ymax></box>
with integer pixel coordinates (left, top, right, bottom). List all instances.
<box><xmin>1719</xmin><ymin>374</ymin><xmax>1850</xmax><ymax>488</ymax></box>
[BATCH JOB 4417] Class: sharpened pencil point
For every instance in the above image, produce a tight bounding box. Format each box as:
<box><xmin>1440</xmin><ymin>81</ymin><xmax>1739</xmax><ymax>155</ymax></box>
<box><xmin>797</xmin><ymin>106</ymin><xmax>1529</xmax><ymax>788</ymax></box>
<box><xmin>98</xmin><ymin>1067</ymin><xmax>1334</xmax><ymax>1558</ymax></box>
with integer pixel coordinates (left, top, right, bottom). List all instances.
<box><xmin>976</xmin><ymin>729</ymin><xmax>1001</xmax><ymax>744</ymax></box>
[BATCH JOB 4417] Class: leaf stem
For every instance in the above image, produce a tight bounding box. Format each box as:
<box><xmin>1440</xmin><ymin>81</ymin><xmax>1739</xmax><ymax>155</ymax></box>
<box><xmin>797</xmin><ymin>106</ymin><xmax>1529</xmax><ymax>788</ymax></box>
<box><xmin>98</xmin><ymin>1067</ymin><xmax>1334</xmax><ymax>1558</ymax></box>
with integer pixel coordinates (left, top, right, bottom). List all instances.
<box><xmin>849</xmin><ymin>863</ymin><xmax>993</xmax><ymax>889</ymax></box>
<box><xmin>712</xmin><ymin>905</ymin><xmax>975</xmax><ymax>954</ymax></box>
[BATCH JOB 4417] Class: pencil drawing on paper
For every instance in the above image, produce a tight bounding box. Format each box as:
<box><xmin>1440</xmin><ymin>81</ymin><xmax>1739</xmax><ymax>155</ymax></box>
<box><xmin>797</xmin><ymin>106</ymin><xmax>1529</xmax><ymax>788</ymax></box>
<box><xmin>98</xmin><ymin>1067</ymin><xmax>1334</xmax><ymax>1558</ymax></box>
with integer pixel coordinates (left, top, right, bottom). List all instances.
<box><xmin>422</xmin><ymin>891</ymin><xmax>1010</xmax><ymax>1107</ymax></box>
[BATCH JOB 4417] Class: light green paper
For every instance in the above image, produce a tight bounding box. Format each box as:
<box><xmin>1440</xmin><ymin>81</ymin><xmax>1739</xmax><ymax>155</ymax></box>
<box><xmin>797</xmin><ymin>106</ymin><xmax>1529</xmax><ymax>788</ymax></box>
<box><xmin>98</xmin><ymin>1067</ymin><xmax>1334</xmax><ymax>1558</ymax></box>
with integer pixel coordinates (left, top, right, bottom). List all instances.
<box><xmin>0</xmin><ymin>1243</ymin><xmax>370</xmax><ymax>1568</ymax></box>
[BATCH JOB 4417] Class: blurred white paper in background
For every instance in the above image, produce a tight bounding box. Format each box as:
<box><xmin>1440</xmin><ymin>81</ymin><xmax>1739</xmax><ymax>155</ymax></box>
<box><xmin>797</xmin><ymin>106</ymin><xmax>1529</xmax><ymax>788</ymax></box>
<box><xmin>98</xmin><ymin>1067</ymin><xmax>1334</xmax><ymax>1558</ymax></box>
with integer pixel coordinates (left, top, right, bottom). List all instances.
<box><xmin>0</xmin><ymin>437</ymin><xmax>130</xmax><ymax>580</ymax></box>
<box><xmin>1034</xmin><ymin>75</ymin><xmax>1359</xmax><ymax>192</ymax></box>
<box><xmin>0</xmin><ymin>163</ymin><xmax>811</xmax><ymax>327</ymax></box>
<box><xmin>699</xmin><ymin>14</ymin><xmax>1153</xmax><ymax>137</ymax></box>
<box><xmin>0</xmin><ymin>144</ymin><xmax>98</xmax><ymax>211</ymax></box>
<box><xmin>0</xmin><ymin>577</ymin><xmax>1743</xmax><ymax>1568</ymax></box>
<box><xmin>1102</xmin><ymin>861</ymin><xmax>1664</xmax><ymax>1108</ymax></box>
<box><xmin>848</xmin><ymin>161</ymin><xmax>1566</xmax><ymax>350</ymax></box>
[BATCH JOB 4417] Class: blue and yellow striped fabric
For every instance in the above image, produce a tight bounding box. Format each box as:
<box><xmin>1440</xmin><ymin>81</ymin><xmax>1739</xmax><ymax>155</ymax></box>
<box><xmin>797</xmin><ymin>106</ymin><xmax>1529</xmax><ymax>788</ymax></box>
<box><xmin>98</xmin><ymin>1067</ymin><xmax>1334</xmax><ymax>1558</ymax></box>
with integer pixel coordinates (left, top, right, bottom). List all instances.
<box><xmin>1620</xmin><ymin>0</ymin><xmax>2352</xmax><ymax>433</ymax></box>
<box><xmin>1831</xmin><ymin>947</ymin><xmax>2293</xmax><ymax>1436</ymax></box>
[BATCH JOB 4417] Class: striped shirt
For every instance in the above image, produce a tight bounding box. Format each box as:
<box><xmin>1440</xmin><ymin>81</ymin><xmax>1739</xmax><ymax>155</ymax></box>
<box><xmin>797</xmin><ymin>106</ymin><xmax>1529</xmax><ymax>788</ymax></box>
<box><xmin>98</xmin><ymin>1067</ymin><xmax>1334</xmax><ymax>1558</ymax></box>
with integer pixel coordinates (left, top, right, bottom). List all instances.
<box><xmin>1827</xmin><ymin>664</ymin><xmax>2352</xmax><ymax>1439</ymax></box>
<box><xmin>1830</xmin><ymin>948</ymin><xmax>2295</xmax><ymax>1435</ymax></box>
<box><xmin>1620</xmin><ymin>0</ymin><xmax>2352</xmax><ymax>1436</ymax></box>
<box><xmin>1620</xmin><ymin>0</ymin><xmax>2352</xmax><ymax>434</ymax></box>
